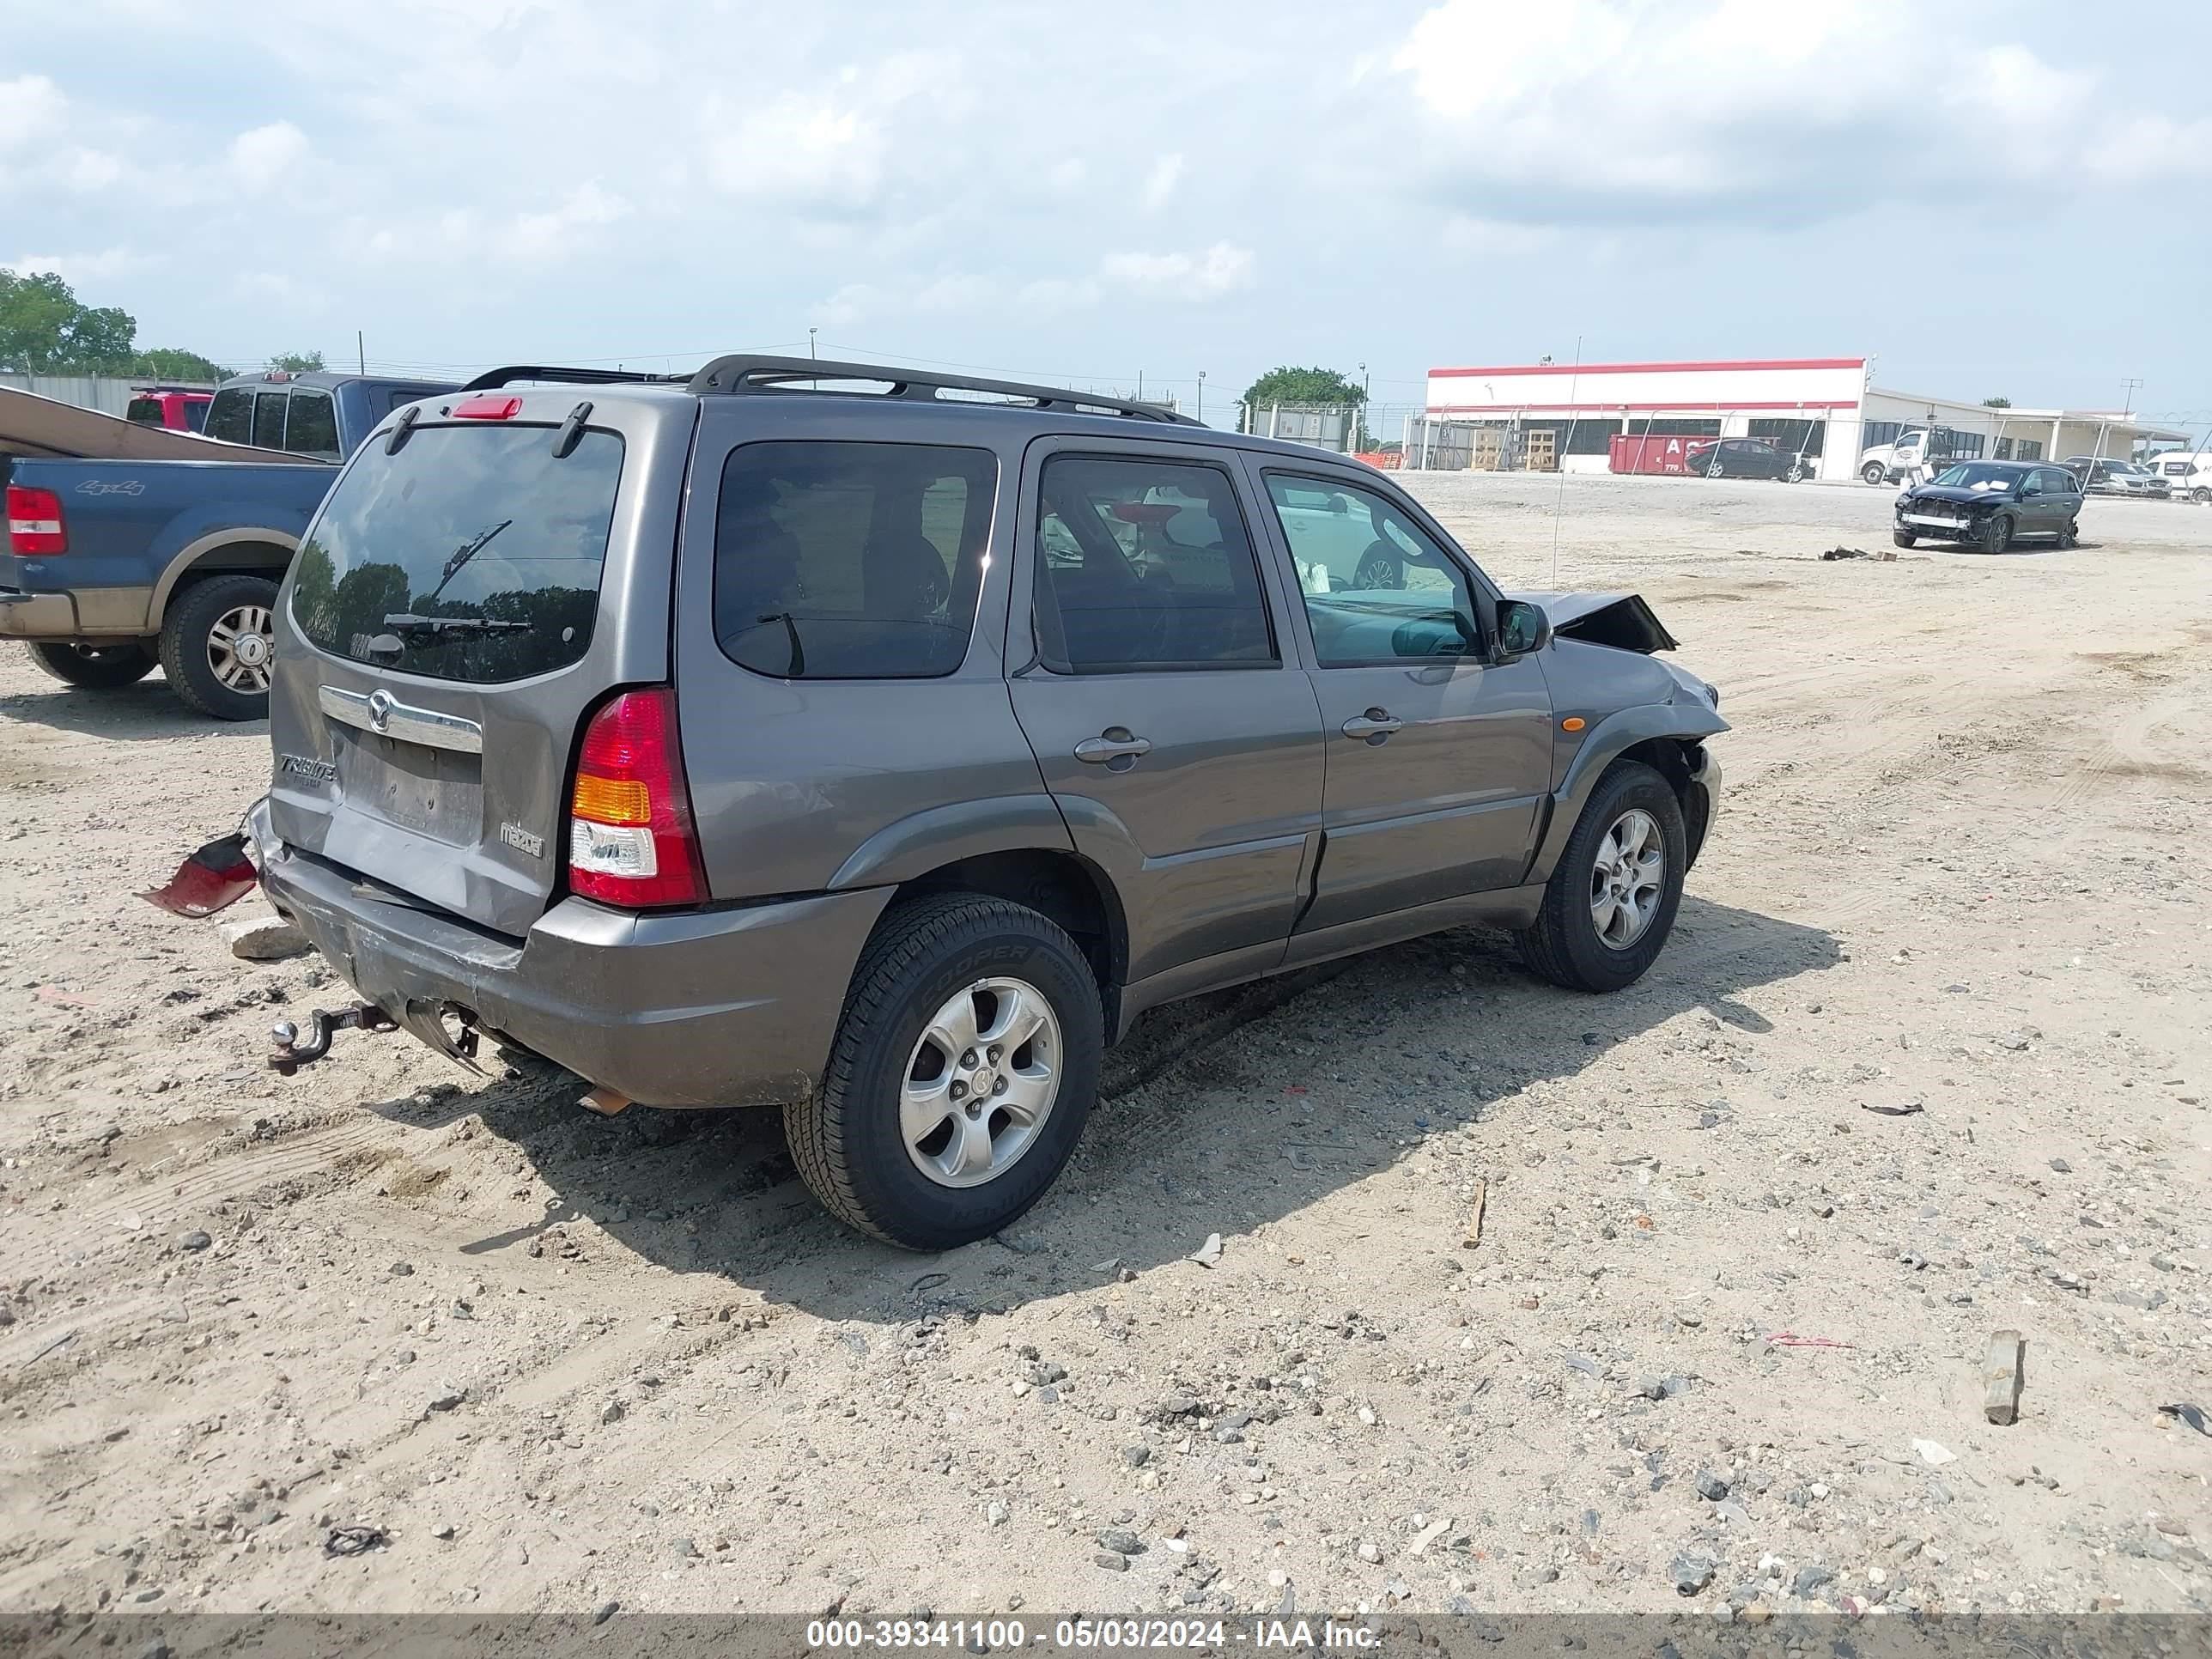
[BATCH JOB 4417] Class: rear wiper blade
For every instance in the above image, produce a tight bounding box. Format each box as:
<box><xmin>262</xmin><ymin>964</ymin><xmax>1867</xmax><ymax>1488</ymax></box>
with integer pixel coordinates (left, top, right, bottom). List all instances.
<box><xmin>380</xmin><ymin>613</ymin><xmax>532</xmax><ymax>635</ymax></box>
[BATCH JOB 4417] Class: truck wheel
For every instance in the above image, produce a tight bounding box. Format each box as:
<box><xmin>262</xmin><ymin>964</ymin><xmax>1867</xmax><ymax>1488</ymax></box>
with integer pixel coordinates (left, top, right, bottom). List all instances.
<box><xmin>1977</xmin><ymin>513</ymin><xmax>2014</xmax><ymax>554</ymax></box>
<box><xmin>160</xmin><ymin>574</ymin><xmax>279</xmax><ymax>720</ymax></box>
<box><xmin>1892</xmin><ymin>530</ymin><xmax>1917</xmax><ymax>549</ymax></box>
<box><xmin>1515</xmin><ymin>760</ymin><xmax>1686</xmax><ymax>994</ymax></box>
<box><xmin>786</xmin><ymin>893</ymin><xmax>1103</xmax><ymax>1250</ymax></box>
<box><xmin>26</xmin><ymin>640</ymin><xmax>155</xmax><ymax>690</ymax></box>
<box><xmin>1861</xmin><ymin>462</ymin><xmax>1887</xmax><ymax>484</ymax></box>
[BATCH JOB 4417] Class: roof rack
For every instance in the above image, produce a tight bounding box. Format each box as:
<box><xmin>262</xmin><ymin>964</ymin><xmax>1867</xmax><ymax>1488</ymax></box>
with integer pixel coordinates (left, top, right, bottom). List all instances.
<box><xmin>458</xmin><ymin>365</ymin><xmax>687</xmax><ymax>393</ymax></box>
<box><xmin>684</xmin><ymin>355</ymin><xmax>1200</xmax><ymax>425</ymax></box>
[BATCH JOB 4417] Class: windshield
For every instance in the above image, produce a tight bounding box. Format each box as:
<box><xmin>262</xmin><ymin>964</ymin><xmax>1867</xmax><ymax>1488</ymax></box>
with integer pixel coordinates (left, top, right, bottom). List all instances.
<box><xmin>1931</xmin><ymin>463</ymin><xmax>2024</xmax><ymax>490</ymax></box>
<box><xmin>289</xmin><ymin>423</ymin><xmax>623</xmax><ymax>684</ymax></box>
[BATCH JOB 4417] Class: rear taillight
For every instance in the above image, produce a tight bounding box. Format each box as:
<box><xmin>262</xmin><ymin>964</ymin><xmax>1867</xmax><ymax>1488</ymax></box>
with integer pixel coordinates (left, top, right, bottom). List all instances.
<box><xmin>6</xmin><ymin>484</ymin><xmax>65</xmax><ymax>555</ymax></box>
<box><xmin>568</xmin><ymin>689</ymin><xmax>707</xmax><ymax>908</ymax></box>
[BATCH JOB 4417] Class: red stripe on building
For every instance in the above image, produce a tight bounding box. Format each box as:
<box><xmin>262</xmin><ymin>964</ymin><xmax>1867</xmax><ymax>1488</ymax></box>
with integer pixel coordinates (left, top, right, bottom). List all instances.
<box><xmin>1429</xmin><ymin>358</ymin><xmax>1867</xmax><ymax>380</ymax></box>
<box><xmin>1427</xmin><ymin>399</ymin><xmax>1861</xmax><ymax>414</ymax></box>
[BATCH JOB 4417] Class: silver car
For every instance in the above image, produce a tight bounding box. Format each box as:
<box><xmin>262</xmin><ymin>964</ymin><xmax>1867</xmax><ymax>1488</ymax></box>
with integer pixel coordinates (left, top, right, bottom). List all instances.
<box><xmin>251</xmin><ymin>356</ymin><xmax>1725</xmax><ymax>1248</ymax></box>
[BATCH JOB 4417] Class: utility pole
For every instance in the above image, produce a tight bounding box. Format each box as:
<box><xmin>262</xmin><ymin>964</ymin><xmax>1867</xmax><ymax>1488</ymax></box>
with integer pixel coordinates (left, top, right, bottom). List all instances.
<box><xmin>2121</xmin><ymin>377</ymin><xmax>2142</xmax><ymax>416</ymax></box>
<box><xmin>1358</xmin><ymin>361</ymin><xmax>1368</xmax><ymax>453</ymax></box>
<box><xmin>356</xmin><ymin>331</ymin><xmax>366</xmax><ymax>374</ymax></box>
<box><xmin>809</xmin><ymin>328</ymin><xmax>817</xmax><ymax>360</ymax></box>
<box><xmin>1196</xmin><ymin>370</ymin><xmax>1206</xmax><ymax>425</ymax></box>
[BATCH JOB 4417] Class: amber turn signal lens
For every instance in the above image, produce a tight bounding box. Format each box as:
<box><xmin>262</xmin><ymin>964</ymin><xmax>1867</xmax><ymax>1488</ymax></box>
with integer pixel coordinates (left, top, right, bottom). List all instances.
<box><xmin>1561</xmin><ymin>717</ymin><xmax>1586</xmax><ymax>732</ymax></box>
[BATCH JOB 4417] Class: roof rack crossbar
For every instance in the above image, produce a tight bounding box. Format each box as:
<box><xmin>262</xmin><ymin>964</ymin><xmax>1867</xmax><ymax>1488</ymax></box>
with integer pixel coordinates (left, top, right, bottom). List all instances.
<box><xmin>458</xmin><ymin>366</ymin><xmax>687</xmax><ymax>393</ymax></box>
<box><xmin>684</xmin><ymin>355</ymin><xmax>1199</xmax><ymax>425</ymax></box>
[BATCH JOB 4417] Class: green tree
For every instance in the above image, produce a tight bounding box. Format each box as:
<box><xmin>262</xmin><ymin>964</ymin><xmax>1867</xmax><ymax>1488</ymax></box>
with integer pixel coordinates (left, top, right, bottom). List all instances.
<box><xmin>1982</xmin><ymin>396</ymin><xmax>2011</xmax><ymax>408</ymax></box>
<box><xmin>128</xmin><ymin>347</ymin><xmax>234</xmax><ymax>383</ymax></box>
<box><xmin>1241</xmin><ymin>365</ymin><xmax>1366</xmax><ymax>411</ymax></box>
<box><xmin>0</xmin><ymin>270</ymin><xmax>138</xmax><ymax>372</ymax></box>
<box><xmin>267</xmin><ymin>350</ymin><xmax>326</xmax><ymax>374</ymax></box>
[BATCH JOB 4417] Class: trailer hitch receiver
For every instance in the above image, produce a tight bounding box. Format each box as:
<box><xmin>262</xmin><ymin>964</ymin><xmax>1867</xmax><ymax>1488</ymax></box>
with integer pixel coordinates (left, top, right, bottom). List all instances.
<box><xmin>269</xmin><ymin>1003</ymin><xmax>398</xmax><ymax>1076</ymax></box>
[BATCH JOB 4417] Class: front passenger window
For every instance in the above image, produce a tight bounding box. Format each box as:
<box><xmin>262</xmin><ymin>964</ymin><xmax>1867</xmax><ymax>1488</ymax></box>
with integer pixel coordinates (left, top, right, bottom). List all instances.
<box><xmin>1261</xmin><ymin>474</ymin><xmax>1482</xmax><ymax>666</ymax></box>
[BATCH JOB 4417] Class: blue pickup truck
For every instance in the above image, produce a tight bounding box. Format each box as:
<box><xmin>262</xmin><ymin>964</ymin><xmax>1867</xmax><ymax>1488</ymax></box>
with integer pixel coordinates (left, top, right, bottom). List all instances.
<box><xmin>3</xmin><ymin>368</ymin><xmax>453</xmax><ymax>719</ymax></box>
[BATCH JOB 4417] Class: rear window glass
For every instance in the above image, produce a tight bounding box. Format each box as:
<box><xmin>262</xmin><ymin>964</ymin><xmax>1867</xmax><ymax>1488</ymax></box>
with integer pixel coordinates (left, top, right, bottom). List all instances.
<box><xmin>715</xmin><ymin>441</ymin><xmax>997</xmax><ymax>679</ymax></box>
<box><xmin>290</xmin><ymin>425</ymin><xmax>623</xmax><ymax>684</ymax></box>
<box><xmin>125</xmin><ymin>398</ymin><xmax>162</xmax><ymax>427</ymax></box>
<box><xmin>252</xmin><ymin>392</ymin><xmax>287</xmax><ymax>449</ymax></box>
<box><xmin>204</xmin><ymin>388</ymin><xmax>251</xmax><ymax>444</ymax></box>
<box><xmin>283</xmin><ymin>392</ymin><xmax>340</xmax><ymax>459</ymax></box>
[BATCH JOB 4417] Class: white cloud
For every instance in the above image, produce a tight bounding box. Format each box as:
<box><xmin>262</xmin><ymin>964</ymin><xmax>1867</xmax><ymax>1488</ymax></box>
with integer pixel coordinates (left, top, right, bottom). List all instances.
<box><xmin>1140</xmin><ymin>153</ymin><xmax>1184</xmax><ymax>211</ymax></box>
<box><xmin>1100</xmin><ymin>242</ymin><xmax>1253</xmax><ymax>299</ymax></box>
<box><xmin>0</xmin><ymin>76</ymin><xmax>66</xmax><ymax>151</ymax></box>
<box><xmin>509</xmin><ymin>182</ymin><xmax>630</xmax><ymax>259</ymax></box>
<box><xmin>705</xmin><ymin>91</ymin><xmax>888</xmax><ymax>209</ymax></box>
<box><xmin>228</xmin><ymin>120</ymin><xmax>308</xmax><ymax>191</ymax></box>
<box><xmin>1390</xmin><ymin>0</ymin><xmax>2212</xmax><ymax>227</ymax></box>
<box><xmin>3</xmin><ymin>246</ymin><xmax>157</xmax><ymax>284</ymax></box>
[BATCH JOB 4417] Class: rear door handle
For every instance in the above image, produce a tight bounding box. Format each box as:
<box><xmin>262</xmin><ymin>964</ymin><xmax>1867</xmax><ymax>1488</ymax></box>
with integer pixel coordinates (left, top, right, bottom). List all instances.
<box><xmin>1074</xmin><ymin>729</ymin><xmax>1152</xmax><ymax>763</ymax></box>
<box><xmin>1341</xmin><ymin>710</ymin><xmax>1403</xmax><ymax>740</ymax></box>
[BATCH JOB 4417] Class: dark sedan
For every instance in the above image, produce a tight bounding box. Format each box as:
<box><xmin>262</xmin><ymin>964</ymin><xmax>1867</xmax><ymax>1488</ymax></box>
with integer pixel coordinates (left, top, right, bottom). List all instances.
<box><xmin>1684</xmin><ymin>437</ymin><xmax>1808</xmax><ymax>481</ymax></box>
<box><xmin>1893</xmin><ymin>461</ymin><xmax>2082</xmax><ymax>552</ymax></box>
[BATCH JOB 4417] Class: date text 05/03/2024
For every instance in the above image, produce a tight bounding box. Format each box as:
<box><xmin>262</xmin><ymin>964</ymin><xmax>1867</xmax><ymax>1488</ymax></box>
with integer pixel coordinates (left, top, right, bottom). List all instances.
<box><xmin>803</xmin><ymin>1619</ymin><xmax>1382</xmax><ymax>1651</ymax></box>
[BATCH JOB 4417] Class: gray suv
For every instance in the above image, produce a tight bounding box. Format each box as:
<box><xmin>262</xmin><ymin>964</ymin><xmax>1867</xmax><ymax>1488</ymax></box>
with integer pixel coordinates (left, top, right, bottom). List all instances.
<box><xmin>249</xmin><ymin>356</ymin><xmax>1725</xmax><ymax>1249</ymax></box>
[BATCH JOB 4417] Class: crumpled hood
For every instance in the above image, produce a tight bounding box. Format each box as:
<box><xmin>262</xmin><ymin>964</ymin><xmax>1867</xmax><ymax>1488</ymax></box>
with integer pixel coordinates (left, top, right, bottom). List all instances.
<box><xmin>1901</xmin><ymin>484</ymin><xmax>2008</xmax><ymax>508</ymax></box>
<box><xmin>1507</xmin><ymin>589</ymin><xmax>1680</xmax><ymax>654</ymax></box>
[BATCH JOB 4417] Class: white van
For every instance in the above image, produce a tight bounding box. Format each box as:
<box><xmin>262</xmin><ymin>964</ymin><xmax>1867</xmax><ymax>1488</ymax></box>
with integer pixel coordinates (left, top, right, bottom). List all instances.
<box><xmin>2150</xmin><ymin>449</ymin><xmax>2212</xmax><ymax>502</ymax></box>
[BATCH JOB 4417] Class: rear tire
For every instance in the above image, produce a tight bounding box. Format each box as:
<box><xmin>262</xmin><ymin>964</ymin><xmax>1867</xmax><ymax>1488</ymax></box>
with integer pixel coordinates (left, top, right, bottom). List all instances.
<box><xmin>26</xmin><ymin>640</ymin><xmax>155</xmax><ymax>690</ymax></box>
<box><xmin>1892</xmin><ymin>530</ymin><xmax>1917</xmax><ymax>549</ymax></box>
<box><xmin>2193</xmin><ymin>488</ymin><xmax>2211</xmax><ymax>506</ymax></box>
<box><xmin>2057</xmin><ymin>520</ymin><xmax>2079</xmax><ymax>550</ymax></box>
<box><xmin>786</xmin><ymin>893</ymin><xmax>1103</xmax><ymax>1249</ymax></box>
<box><xmin>160</xmin><ymin>574</ymin><xmax>278</xmax><ymax>720</ymax></box>
<box><xmin>1977</xmin><ymin>513</ymin><xmax>2014</xmax><ymax>554</ymax></box>
<box><xmin>1516</xmin><ymin>761</ymin><xmax>1687</xmax><ymax>994</ymax></box>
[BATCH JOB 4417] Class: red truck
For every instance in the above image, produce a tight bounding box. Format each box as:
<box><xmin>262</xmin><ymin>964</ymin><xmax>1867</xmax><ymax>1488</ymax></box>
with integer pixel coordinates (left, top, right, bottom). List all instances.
<box><xmin>124</xmin><ymin>386</ymin><xmax>214</xmax><ymax>434</ymax></box>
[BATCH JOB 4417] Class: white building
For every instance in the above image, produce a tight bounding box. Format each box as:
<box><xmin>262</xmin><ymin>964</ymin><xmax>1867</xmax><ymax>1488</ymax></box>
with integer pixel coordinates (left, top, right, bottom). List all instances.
<box><xmin>1416</xmin><ymin>356</ymin><xmax>2187</xmax><ymax>481</ymax></box>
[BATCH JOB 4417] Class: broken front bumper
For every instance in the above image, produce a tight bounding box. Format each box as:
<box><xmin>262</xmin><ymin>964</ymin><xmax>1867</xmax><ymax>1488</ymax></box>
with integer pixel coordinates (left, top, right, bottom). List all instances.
<box><xmin>246</xmin><ymin>797</ymin><xmax>893</xmax><ymax>1109</ymax></box>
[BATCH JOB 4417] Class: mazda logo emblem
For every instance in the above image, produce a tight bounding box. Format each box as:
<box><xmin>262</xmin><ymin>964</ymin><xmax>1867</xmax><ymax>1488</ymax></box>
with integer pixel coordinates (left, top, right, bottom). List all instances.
<box><xmin>367</xmin><ymin>690</ymin><xmax>394</xmax><ymax>731</ymax></box>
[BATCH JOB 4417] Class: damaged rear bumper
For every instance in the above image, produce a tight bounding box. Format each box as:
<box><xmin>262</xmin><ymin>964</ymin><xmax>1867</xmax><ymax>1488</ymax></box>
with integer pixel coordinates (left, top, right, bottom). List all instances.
<box><xmin>246</xmin><ymin>797</ymin><xmax>892</xmax><ymax>1109</ymax></box>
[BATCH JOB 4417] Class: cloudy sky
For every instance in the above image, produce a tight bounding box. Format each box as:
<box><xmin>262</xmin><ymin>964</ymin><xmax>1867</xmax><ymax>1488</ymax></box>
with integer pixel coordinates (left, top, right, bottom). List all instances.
<box><xmin>6</xmin><ymin>0</ymin><xmax>2208</xmax><ymax>428</ymax></box>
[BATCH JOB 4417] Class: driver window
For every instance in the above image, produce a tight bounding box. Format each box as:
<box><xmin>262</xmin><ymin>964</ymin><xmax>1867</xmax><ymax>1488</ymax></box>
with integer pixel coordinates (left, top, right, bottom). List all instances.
<box><xmin>1031</xmin><ymin>455</ymin><xmax>1276</xmax><ymax>673</ymax></box>
<box><xmin>1261</xmin><ymin>473</ymin><xmax>1482</xmax><ymax>666</ymax></box>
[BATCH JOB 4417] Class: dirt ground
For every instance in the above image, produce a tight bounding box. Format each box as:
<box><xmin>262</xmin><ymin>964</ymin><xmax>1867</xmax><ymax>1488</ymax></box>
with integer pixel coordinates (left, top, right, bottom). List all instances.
<box><xmin>3</xmin><ymin>473</ymin><xmax>2209</xmax><ymax>1624</ymax></box>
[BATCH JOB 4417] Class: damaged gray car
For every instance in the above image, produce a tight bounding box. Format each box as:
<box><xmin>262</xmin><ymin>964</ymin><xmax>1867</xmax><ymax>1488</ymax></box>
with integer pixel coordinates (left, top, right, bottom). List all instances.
<box><xmin>246</xmin><ymin>356</ymin><xmax>1725</xmax><ymax>1248</ymax></box>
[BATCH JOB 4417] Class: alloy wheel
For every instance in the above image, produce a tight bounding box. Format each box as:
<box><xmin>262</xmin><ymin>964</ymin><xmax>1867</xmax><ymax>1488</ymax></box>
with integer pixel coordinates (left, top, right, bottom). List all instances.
<box><xmin>901</xmin><ymin>977</ymin><xmax>1061</xmax><ymax>1188</ymax></box>
<box><xmin>1589</xmin><ymin>807</ymin><xmax>1665</xmax><ymax>949</ymax></box>
<box><xmin>207</xmin><ymin>604</ymin><xmax>274</xmax><ymax>694</ymax></box>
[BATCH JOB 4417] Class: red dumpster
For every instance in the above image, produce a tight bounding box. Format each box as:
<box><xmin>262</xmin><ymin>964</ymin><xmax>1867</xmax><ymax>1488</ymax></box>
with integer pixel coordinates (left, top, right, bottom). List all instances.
<box><xmin>1609</xmin><ymin>433</ymin><xmax>1700</xmax><ymax>475</ymax></box>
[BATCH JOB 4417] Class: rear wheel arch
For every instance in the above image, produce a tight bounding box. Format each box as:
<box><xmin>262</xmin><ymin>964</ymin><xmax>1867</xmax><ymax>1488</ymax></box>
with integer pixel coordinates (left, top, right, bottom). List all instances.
<box><xmin>149</xmin><ymin>534</ymin><xmax>296</xmax><ymax>628</ymax></box>
<box><xmin>889</xmin><ymin>848</ymin><xmax>1127</xmax><ymax>1025</ymax></box>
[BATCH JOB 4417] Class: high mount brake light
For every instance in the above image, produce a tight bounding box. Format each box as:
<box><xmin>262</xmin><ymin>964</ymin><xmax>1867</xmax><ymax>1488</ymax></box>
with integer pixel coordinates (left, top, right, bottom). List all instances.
<box><xmin>451</xmin><ymin>393</ymin><xmax>524</xmax><ymax>420</ymax></box>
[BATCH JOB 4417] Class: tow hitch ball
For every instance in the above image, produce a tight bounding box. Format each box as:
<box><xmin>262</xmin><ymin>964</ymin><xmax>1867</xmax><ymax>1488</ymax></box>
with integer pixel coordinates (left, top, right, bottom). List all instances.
<box><xmin>268</xmin><ymin>1003</ymin><xmax>398</xmax><ymax>1076</ymax></box>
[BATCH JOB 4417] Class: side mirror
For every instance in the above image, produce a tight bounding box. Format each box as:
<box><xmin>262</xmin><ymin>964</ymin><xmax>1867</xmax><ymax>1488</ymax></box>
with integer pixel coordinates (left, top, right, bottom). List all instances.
<box><xmin>2021</xmin><ymin>485</ymin><xmax>2041</xmax><ymax>498</ymax></box>
<box><xmin>1494</xmin><ymin>599</ymin><xmax>1552</xmax><ymax>660</ymax></box>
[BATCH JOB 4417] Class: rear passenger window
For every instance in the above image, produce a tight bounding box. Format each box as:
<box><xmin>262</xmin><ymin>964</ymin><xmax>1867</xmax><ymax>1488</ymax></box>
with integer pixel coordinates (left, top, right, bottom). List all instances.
<box><xmin>1031</xmin><ymin>455</ymin><xmax>1276</xmax><ymax>673</ymax></box>
<box><xmin>251</xmin><ymin>392</ymin><xmax>286</xmax><ymax>450</ymax></box>
<box><xmin>714</xmin><ymin>441</ymin><xmax>998</xmax><ymax>679</ymax></box>
<box><xmin>283</xmin><ymin>392</ymin><xmax>340</xmax><ymax>459</ymax></box>
<box><xmin>204</xmin><ymin>388</ymin><xmax>251</xmax><ymax>444</ymax></box>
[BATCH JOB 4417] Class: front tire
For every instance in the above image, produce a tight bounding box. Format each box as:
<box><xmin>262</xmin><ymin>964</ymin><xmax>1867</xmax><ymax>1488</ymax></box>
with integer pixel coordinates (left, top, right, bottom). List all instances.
<box><xmin>787</xmin><ymin>893</ymin><xmax>1103</xmax><ymax>1249</ymax></box>
<box><xmin>1862</xmin><ymin>462</ymin><xmax>1887</xmax><ymax>485</ymax></box>
<box><xmin>1892</xmin><ymin>530</ymin><xmax>1917</xmax><ymax>548</ymax></box>
<box><xmin>1977</xmin><ymin>513</ymin><xmax>2014</xmax><ymax>554</ymax></box>
<box><xmin>26</xmin><ymin>640</ymin><xmax>155</xmax><ymax>690</ymax></box>
<box><xmin>1516</xmin><ymin>761</ymin><xmax>1687</xmax><ymax>994</ymax></box>
<box><xmin>159</xmin><ymin>574</ymin><xmax>278</xmax><ymax>720</ymax></box>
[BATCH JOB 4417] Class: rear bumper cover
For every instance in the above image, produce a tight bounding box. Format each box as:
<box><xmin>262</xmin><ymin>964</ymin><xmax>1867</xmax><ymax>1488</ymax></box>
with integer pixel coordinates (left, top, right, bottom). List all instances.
<box><xmin>247</xmin><ymin>798</ymin><xmax>891</xmax><ymax>1108</ymax></box>
<box><xmin>0</xmin><ymin>590</ymin><xmax>77</xmax><ymax>637</ymax></box>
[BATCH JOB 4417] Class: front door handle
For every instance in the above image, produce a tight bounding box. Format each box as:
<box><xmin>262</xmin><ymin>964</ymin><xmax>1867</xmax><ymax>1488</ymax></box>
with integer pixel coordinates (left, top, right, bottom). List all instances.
<box><xmin>1341</xmin><ymin>709</ymin><xmax>1403</xmax><ymax>741</ymax></box>
<box><xmin>1074</xmin><ymin>728</ymin><xmax>1153</xmax><ymax>764</ymax></box>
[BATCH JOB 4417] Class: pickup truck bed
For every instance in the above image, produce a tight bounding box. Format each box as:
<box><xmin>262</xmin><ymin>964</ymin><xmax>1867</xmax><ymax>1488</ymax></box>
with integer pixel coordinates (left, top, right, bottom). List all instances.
<box><xmin>3</xmin><ymin>368</ymin><xmax>453</xmax><ymax>718</ymax></box>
